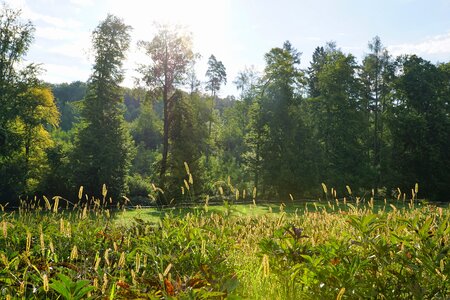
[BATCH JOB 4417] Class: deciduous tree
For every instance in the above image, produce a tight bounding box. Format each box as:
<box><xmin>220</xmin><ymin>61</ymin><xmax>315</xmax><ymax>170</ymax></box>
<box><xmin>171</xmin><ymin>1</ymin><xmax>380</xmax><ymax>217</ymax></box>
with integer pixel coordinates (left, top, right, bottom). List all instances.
<box><xmin>138</xmin><ymin>25</ymin><xmax>195</xmax><ymax>193</ymax></box>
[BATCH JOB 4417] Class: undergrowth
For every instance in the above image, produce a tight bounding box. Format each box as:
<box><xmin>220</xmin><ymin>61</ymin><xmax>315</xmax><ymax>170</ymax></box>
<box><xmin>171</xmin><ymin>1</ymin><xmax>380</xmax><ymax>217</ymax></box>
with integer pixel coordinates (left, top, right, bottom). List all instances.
<box><xmin>0</xmin><ymin>184</ymin><xmax>449</xmax><ymax>299</ymax></box>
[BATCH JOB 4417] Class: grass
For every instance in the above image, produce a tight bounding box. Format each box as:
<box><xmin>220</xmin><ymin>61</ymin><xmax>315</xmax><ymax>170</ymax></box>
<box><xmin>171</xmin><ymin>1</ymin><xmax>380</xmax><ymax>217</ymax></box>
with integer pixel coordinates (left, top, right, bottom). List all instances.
<box><xmin>114</xmin><ymin>197</ymin><xmax>427</xmax><ymax>225</ymax></box>
<box><xmin>0</xmin><ymin>195</ymin><xmax>449</xmax><ymax>299</ymax></box>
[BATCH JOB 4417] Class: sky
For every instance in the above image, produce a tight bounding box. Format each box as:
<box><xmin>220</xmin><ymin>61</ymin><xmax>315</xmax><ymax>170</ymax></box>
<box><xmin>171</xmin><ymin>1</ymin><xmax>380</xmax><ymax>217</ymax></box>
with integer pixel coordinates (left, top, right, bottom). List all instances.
<box><xmin>4</xmin><ymin>0</ymin><xmax>450</xmax><ymax>97</ymax></box>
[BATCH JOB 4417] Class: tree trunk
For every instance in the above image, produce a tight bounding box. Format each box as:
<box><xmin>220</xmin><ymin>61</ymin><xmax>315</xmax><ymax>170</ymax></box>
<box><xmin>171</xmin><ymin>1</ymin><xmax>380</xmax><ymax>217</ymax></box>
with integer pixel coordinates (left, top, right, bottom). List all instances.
<box><xmin>205</xmin><ymin>92</ymin><xmax>215</xmax><ymax>165</ymax></box>
<box><xmin>160</xmin><ymin>86</ymin><xmax>169</xmax><ymax>191</ymax></box>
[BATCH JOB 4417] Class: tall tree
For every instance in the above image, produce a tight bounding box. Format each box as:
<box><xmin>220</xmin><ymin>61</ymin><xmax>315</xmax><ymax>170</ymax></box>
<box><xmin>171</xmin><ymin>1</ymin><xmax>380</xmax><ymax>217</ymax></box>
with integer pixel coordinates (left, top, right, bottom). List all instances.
<box><xmin>205</xmin><ymin>54</ymin><xmax>227</xmax><ymax>97</ymax></box>
<box><xmin>307</xmin><ymin>46</ymin><xmax>327</xmax><ymax>98</ymax></box>
<box><xmin>305</xmin><ymin>45</ymin><xmax>369</xmax><ymax>190</ymax></box>
<box><xmin>138</xmin><ymin>25</ymin><xmax>195</xmax><ymax>192</ymax></box>
<box><xmin>245</xmin><ymin>41</ymin><xmax>305</xmax><ymax>197</ymax></box>
<box><xmin>0</xmin><ymin>4</ymin><xmax>35</xmax><ymax>158</ymax></box>
<box><xmin>166</xmin><ymin>90</ymin><xmax>208</xmax><ymax>202</ymax></box>
<box><xmin>204</xmin><ymin>55</ymin><xmax>226</xmax><ymax>164</ymax></box>
<box><xmin>388</xmin><ymin>55</ymin><xmax>450</xmax><ymax>200</ymax></box>
<box><xmin>234</xmin><ymin>66</ymin><xmax>259</xmax><ymax>102</ymax></box>
<box><xmin>360</xmin><ymin>36</ymin><xmax>395</xmax><ymax>187</ymax></box>
<box><xmin>72</xmin><ymin>14</ymin><xmax>133</xmax><ymax>200</ymax></box>
<box><xmin>0</xmin><ymin>4</ymin><xmax>60</xmax><ymax>201</ymax></box>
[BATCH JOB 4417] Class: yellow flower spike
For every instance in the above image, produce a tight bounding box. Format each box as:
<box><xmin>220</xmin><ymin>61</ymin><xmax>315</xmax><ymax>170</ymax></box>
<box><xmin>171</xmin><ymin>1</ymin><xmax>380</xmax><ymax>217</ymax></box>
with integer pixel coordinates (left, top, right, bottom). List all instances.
<box><xmin>70</xmin><ymin>245</ymin><xmax>78</xmax><ymax>261</ymax></box>
<box><xmin>42</xmin><ymin>274</ymin><xmax>49</xmax><ymax>292</ymax></box>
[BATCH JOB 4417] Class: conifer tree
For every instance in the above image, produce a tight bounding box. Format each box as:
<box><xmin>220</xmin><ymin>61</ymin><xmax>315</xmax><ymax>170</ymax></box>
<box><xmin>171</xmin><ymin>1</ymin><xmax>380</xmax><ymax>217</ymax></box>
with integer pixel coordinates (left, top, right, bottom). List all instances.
<box><xmin>72</xmin><ymin>15</ymin><xmax>133</xmax><ymax>200</ymax></box>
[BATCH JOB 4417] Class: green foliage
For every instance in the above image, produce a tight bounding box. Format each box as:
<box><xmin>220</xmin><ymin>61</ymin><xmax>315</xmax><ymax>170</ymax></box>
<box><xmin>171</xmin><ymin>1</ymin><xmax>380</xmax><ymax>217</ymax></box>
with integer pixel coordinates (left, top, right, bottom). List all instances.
<box><xmin>258</xmin><ymin>205</ymin><xmax>450</xmax><ymax>299</ymax></box>
<box><xmin>388</xmin><ymin>55</ymin><xmax>450</xmax><ymax>200</ymax></box>
<box><xmin>360</xmin><ymin>37</ymin><xmax>394</xmax><ymax>175</ymax></box>
<box><xmin>244</xmin><ymin>41</ymin><xmax>307</xmax><ymax>198</ymax></box>
<box><xmin>71</xmin><ymin>15</ymin><xmax>134</xmax><ymax>201</ymax></box>
<box><xmin>138</xmin><ymin>24</ymin><xmax>196</xmax><ymax>190</ymax></box>
<box><xmin>1</xmin><ymin>189</ymin><xmax>448</xmax><ymax>299</ymax></box>
<box><xmin>166</xmin><ymin>90</ymin><xmax>208</xmax><ymax>202</ymax></box>
<box><xmin>0</xmin><ymin>4</ymin><xmax>62</xmax><ymax>202</ymax></box>
<box><xmin>0</xmin><ymin>7</ymin><xmax>448</xmax><ymax>205</ymax></box>
<box><xmin>311</xmin><ymin>47</ymin><xmax>370</xmax><ymax>189</ymax></box>
<box><xmin>50</xmin><ymin>273</ymin><xmax>94</xmax><ymax>300</ymax></box>
<box><xmin>205</xmin><ymin>54</ymin><xmax>227</xmax><ymax>97</ymax></box>
<box><xmin>130</xmin><ymin>100</ymin><xmax>162</xmax><ymax>150</ymax></box>
<box><xmin>50</xmin><ymin>81</ymin><xmax>87</xmax><ymax>131</ymax></box>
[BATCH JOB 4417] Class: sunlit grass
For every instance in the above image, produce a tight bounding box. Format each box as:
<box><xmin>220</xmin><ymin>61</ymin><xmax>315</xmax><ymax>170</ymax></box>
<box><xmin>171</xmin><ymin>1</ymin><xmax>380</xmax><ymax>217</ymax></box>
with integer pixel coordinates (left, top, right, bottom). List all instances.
<box><xmin>0</xmin><ymin>187</ymin><xmax>448</xmax><ymax>299</ymax></box>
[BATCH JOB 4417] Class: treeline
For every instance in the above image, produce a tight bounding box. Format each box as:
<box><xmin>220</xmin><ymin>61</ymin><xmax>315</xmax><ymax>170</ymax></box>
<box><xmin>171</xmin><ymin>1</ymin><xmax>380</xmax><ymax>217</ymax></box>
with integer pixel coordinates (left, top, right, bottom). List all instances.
<box><xmin>0</xmin><ymin>5</ymin><xmax>449</xmax><ymax>205</ymax></box>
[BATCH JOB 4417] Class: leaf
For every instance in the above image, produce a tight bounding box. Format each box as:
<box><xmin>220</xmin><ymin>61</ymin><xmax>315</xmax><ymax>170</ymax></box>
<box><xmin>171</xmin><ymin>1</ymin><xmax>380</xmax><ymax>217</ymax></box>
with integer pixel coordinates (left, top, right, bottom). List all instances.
<box><xmin>56</xmin><ymin>273</ymin><xmax>73</xmax><ymax>289</ymax></box>
<box><xmin>197</xmin><ymin>290</ymin><xmax>226</xmax><ymax>299</ymax></box>
<box><xmin>75</xmin><ymin>286</ymin><xmax>95</xmax><ymax>300</ymax></box>
<box><xmin>109</xmin><ymin>282</ymin><xmax>116</xmax><ymax>300</ymax></box>
<box><xmin>222</xmin><ymin>277</ymin><xmax>239</xmax><ymax>293</ymax></box>
<box><xmin>50</xmin><ymin>281</ymin><xmax>71</xmax><ymax>300</ymax></box>
<box><xmin>73</xmin><ymin>279</ymin><xmax>91</xmax><ymax>297</ymax></box>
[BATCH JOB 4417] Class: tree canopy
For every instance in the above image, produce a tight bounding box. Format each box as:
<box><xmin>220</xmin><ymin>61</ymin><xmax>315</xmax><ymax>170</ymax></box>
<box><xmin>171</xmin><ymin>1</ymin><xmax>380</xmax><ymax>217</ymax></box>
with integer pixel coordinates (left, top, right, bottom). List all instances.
<box><xmin>0</xmin><ymin>5</ymin><xmax>448</xmax><ymax>204</ymax></box>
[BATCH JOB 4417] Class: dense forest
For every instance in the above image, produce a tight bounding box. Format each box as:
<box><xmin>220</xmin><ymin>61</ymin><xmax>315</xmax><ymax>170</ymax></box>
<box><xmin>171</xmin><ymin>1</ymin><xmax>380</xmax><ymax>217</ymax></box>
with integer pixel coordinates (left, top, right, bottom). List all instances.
<box><xmin>1</xmin><ymin>5</ymin><xmax>449</xmax><ymax>205</ymax></box>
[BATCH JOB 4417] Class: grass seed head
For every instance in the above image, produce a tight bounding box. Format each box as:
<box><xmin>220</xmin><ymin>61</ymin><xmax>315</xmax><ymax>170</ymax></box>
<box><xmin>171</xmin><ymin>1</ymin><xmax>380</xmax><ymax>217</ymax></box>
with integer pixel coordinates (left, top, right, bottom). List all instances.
<box><xmin>42</xmin><ymin>274</ymin><xmax>49</xmax><ymax>292</ymax></box>
<box><xmin>118</xmin><ymin>252</ymin><xmax>125</xmax><ymax>268</ymax></box>
<box><xmin>0</xmin><ymin>253</ymin><xmax>8</xmax><ymax>266</ymax></box>
<box><xmin>104</xmin><ymin>249</ymin><xmax>110</xmax><ymax>266</ymax></box>
<box><xmin>26</xmin><ymin>231</ymin><xmax>31</xmax><ymax>253</ymax></box>
<box><xmin>78</xmin><ymin>186</ymin><xmax>84</xmax><ymax>200</ymax></box>
<box><xmin>135</xmin><ymin>252</ymin><xmax>141</xmax><ymax>273</ymax></box>
<box><xmin>70</xmin><ymin>245</ymin><xmax>78</xmax><ymax>261</ymax></box>
<box><xmin>262</xmin><ymin>254</ymin><xmax>270</xmax><ymax>278</ymax></box>
<box><xmin>184</xmin><ymin>161</ymin><xmax>190</xmax><ymax>175</ymax></box>
<box><xmin>40</xmin><ymin>230</ymin><xmax>45</xmax><ymax>255</ymax></box>
<box><xmin>2</xmin><ymin>221</ymin><xmax>7</xmax><ymax>238</ymax></box>
<box><xmin>102</xmin><ymin>273</ymin><xmax>108</xmax><ymax>294</ymax></box>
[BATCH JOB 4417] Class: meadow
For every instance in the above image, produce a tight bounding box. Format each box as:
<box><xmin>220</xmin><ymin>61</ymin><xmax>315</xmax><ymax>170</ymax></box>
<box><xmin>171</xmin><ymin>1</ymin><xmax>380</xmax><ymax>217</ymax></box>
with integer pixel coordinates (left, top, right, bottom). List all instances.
<box><xmin>0</xmin><ymin>191</ymin><xmax>449</xmax><ymax>299</ymax></box>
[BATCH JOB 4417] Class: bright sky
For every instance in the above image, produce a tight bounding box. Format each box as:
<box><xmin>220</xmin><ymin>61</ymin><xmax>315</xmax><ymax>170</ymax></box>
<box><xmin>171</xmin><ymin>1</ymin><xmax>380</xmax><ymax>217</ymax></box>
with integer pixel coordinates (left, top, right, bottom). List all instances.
<box><xmin>5</xmin><ymin>0</ymin><xmax>450</xmax><ymax>97</ymax></box>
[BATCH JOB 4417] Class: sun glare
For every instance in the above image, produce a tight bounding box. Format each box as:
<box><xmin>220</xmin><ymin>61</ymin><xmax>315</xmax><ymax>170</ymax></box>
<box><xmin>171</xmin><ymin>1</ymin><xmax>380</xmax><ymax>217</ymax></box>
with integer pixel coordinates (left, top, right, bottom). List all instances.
<box><xmin>108</xmin><ymin>0</ymin><xmax>232</xmax><ymax>88</ymax></box>
<box><xmin>107</xmin><ymin>0</ymin><xmax>229</xmax><ymax>41</ymax></box>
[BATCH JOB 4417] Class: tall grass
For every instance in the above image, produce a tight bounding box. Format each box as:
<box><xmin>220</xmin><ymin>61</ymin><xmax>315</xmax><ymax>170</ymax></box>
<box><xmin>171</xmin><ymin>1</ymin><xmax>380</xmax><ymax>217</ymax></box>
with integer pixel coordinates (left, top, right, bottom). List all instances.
<box><xmin>0</xmin><ymin>182</ymin><xmax>448</xmax><ymax>299</ymax></box>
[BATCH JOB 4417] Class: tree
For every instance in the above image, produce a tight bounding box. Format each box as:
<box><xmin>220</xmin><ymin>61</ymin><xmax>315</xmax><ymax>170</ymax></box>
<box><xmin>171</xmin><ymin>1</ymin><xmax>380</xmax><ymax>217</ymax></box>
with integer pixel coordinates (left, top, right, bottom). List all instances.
<box><xmin>0</xmin><ymin>4</ymin><xmax>60</xmax><ymax>201</ymax></box>
<box><xmin>51</xmin><ymin>81</ymin><xmax>87</xmax><ymax>131</ymax></box>
<box><xmin>138</xmin><ymin>25</ymin><xmax>195</xmax><ymax>192</ymax></box>
<box><xmin>304</xmin><ymin>44</ymin><xmax>369</xmax><ymax>191</ymax></box>
<box><xmin>0</xmin><ymin>3</ymin><xmax>36</xmax><ymax>158</ymax></box>
<box><xmin>204</xmin><ymin>55</ymin><xmax>227</xmax><ymax>164</ymax></box>
<box><xmin>244</xmin><ymin>41</ymin><xmax>306</xmax><ymax>197</ymax></box>
<box><xmin>72</xmin><ymin>14</ymin><xmax>133</xmax><ymax>201</ymax></box>
<box><xmin>387</xmin><ymin>55</ymin><xmax>450</xmax><ymax>200</ymax></box>
<box><xmin>233</xmin><ymin>66</ymin><xmax>259</xmax><ymax>102</ymax></box>
<box><xmin>307</xmin><ymin>46</ymin><xmax>327</xmax><ymax>98</ymax></box>
<box><xmin>187</xmin><ymin>65</ymin><xmax>201</xmax><ymax>95</ymax></box>
<box><xmin>205</xmin><ymin>54</ymin><xmax>227</xmax><ymax>97</ymax></box>
<box><xmin>360</xmin><ymin>36</ymin><xmax>395</xmax><ymax>187</ymax></box>
<box><xmin>166</xmin><ymin>90</ymin><xmax>208</xmax><ymax>202</ymax></box>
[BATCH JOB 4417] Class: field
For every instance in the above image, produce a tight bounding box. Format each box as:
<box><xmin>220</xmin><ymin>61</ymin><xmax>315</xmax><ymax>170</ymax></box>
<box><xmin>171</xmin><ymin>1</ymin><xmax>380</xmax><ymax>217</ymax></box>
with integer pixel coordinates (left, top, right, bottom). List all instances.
<box><xmin>0</xmin><ymin>197</ymin><xmax>449</xmax><ymax>299</ymax></box>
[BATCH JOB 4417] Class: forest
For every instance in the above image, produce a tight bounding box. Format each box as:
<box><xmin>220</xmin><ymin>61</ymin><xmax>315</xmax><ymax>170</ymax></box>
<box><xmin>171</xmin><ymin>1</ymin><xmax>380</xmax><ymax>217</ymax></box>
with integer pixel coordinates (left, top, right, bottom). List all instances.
<box><xmin>1</xmin><ymin>5</ymin><xmax>449</xmax><ymax>206</ymax></box>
